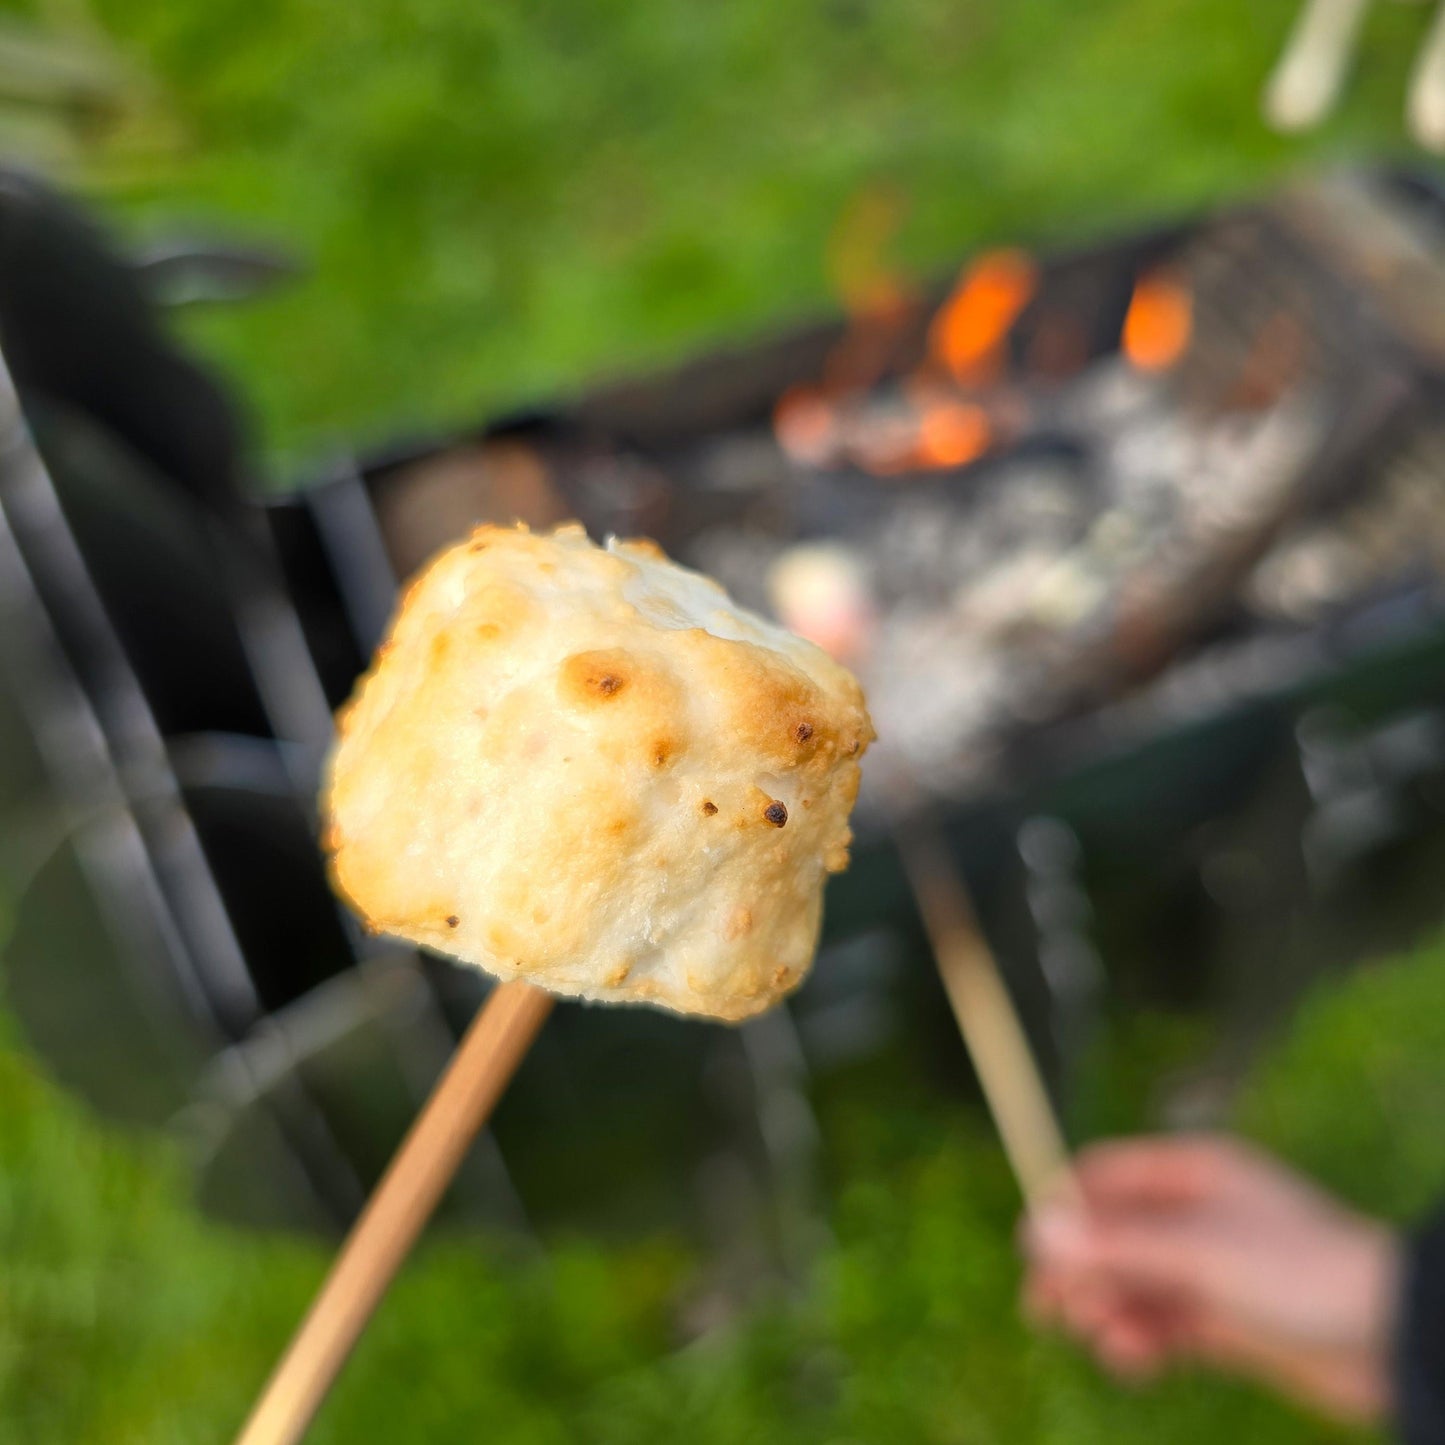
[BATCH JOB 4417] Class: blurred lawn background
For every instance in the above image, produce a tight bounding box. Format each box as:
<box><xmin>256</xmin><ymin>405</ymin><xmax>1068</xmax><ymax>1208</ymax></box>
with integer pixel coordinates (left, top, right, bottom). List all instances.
<box><xmin>2</xmin><ymin>0</ymin><xmax>1445</xmax><ymax>1440</ymax></box>
<box><xmin>2</xmin><ymin>0</ymin><xmax>1428</xmax><ymax>462</ymax></box>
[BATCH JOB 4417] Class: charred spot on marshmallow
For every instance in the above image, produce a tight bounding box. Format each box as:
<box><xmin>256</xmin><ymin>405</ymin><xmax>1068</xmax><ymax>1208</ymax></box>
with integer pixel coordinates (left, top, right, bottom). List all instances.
<box><xmin>559</xmin><ymin>649</ymin><xmax>636</xmax><ymax>705</ymax></box>
<box><xmin>795</xmin><ymin>722</ymin><xmax>814</xmax><ymax>742</ymax></box>
<box><xmin>446</xmin><ymin>915</ymin><xmax>460</xmax><ymax>928</ymax></box>
<box><xmin>702</xmin><ymin>799</ymin><xmax>719</xmax><ymax>815</ymax></box>
<box><xmin>764</xmin><ymin>800</ymin><xmax>789</xmax><ymax>827</ymax></box>
<box><xmin>586</xmin><ymin>668</ymin><xmax>625</xmax><ymax>698</ymax></box>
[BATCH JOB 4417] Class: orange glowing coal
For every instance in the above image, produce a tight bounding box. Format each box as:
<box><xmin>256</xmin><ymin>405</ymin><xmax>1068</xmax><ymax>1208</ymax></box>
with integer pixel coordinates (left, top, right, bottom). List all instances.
<box><xmin>848</xmin><ymin>395</ymin><xmax>992</xmax><ymax>478</ymax></box>
<box><xmin>773</xmin><ymin>385</ymin><xmax>839</xmax><ymax>467</ymax></box>
<box><xmin>773</xmin><ymin>210</ymin><xmax>1031</xmax><ymax>477</ymax></box>
<box><xmin>916</xmin><ymin>401</ymin><xmax>991</xmax><ymax>469</ymax></box>
<box><xmin>929</xmin><ymin>249</ymin><xmax>1039</xmax><ymax>382</ymax></box>
<box><xmin>1122</xmin><ymin>271</ymin><xmax>1192</xmax><ymax>372</ymax></box>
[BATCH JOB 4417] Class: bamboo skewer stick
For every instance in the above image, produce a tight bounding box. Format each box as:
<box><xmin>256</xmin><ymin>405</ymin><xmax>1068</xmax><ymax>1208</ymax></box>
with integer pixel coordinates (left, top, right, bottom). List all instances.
<box><xmin>234</xmin><ymin>979</ymin><xmax>555</xmax><ymax>1445</ymax></box>
<box><xmin>1407</xmin><ymin>0</ymin><xmax>1445</xmax><ymax>151</ymax></box>
<box><xmin>895</xmin><ymin>821</ymin><xmax>1074</xmax><ymax>1211</ymax></box>
<box><xmin>1263</xmin><ymin>0</ymin><xmax>1374</xmax><ymax>132</ymax></box>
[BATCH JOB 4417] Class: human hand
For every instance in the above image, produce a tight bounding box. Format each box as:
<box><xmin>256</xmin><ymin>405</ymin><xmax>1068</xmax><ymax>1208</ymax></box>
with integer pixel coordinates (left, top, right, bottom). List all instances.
<box><xmin>1020</xmin><ymin>1134</ymin><xmax>1402</xmax><ymax>1421</ymax></box>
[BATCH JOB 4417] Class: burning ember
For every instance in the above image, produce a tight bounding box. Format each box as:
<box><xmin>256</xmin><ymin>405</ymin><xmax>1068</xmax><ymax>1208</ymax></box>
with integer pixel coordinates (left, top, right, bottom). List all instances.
<box><xmin>772</xmin><ymin>245</ymin><xmax>1028</xmax><ymax>480</ymax></box>
<box><xmin>914</xmin><ymin>399</ymin><xmax>992</xmax><ymax>469</ymax></box>
<box><xmin>773</xmin><ymin>385</ymin><xmax>841</xmax><ymax>468</ymax></box>
<box><xmin>929</xmin><ymin>248</ymin><xmax>1039</xmax><ymax>384</ymax></box>
<box><xmin>773</xmin><ymin>226</ymin><xmax>1206</xmax><ymax>483</ymax></box>
<box><xmin>1121</xmin><ymin>271</ymin><xmax>1193</xmax><ymax>372</ymax></box>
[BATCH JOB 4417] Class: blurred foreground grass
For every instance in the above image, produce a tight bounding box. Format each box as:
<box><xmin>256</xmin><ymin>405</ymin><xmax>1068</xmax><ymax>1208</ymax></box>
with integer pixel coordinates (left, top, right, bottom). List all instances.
<box><xmin>4</xmin><ymin>934</ymin><xmax>1445</xmax><ymax>1444</ymax></box>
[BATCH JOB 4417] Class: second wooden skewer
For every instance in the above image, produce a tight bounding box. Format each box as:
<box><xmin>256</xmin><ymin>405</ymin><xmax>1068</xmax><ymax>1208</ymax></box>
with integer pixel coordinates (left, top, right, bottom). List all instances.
<box><xmin>895</xmin><ymin>818</ymin><xmax>1075</xmax><ymax>1211</ymax></box>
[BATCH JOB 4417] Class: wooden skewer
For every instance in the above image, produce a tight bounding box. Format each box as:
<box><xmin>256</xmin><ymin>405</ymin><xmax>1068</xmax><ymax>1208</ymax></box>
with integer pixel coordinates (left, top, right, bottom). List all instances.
<box><xmin>1407</xmin><ymin>0</ymin><xmax>1445</xmax><ymax>151</ymax></box>
<box><xmin>895</xmin><ymin>822</ymin><xmax>1075</xmax><ymax>1211</ymax></box>
<box><xmin>234</xmin><ymin>979</ymin><xmax>555</xmax><ymax>1445</ymax></box>
<box><xmin>1263</xmin><ymin>0</ymin><xmax>1374</xmax><ymax>132</ymax></box>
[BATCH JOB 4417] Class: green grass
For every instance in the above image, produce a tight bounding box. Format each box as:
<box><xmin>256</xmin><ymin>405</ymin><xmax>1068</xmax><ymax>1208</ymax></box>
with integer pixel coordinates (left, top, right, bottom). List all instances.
<box><xmin>16</xmin><ymin>0</ymin><xmax>1439</xmax><ymax>468</ymax></box>
<box><xmin>7</xmin><ymin>930</ymin><xmax>1445</xmax><ymax>1443</ymax></box>
<box><xmin>5</xmin><ymin>2</ymin><xmax>1445</xmax><ymax>1439</ymax></box>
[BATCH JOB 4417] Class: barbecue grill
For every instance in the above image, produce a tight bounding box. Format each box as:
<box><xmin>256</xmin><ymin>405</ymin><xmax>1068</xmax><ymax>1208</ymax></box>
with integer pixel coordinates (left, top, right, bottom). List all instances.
<box><xmin>6</xmin><ymin>165</ymin><xmax>1445</xmax><ymax>1260</ymax></box>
